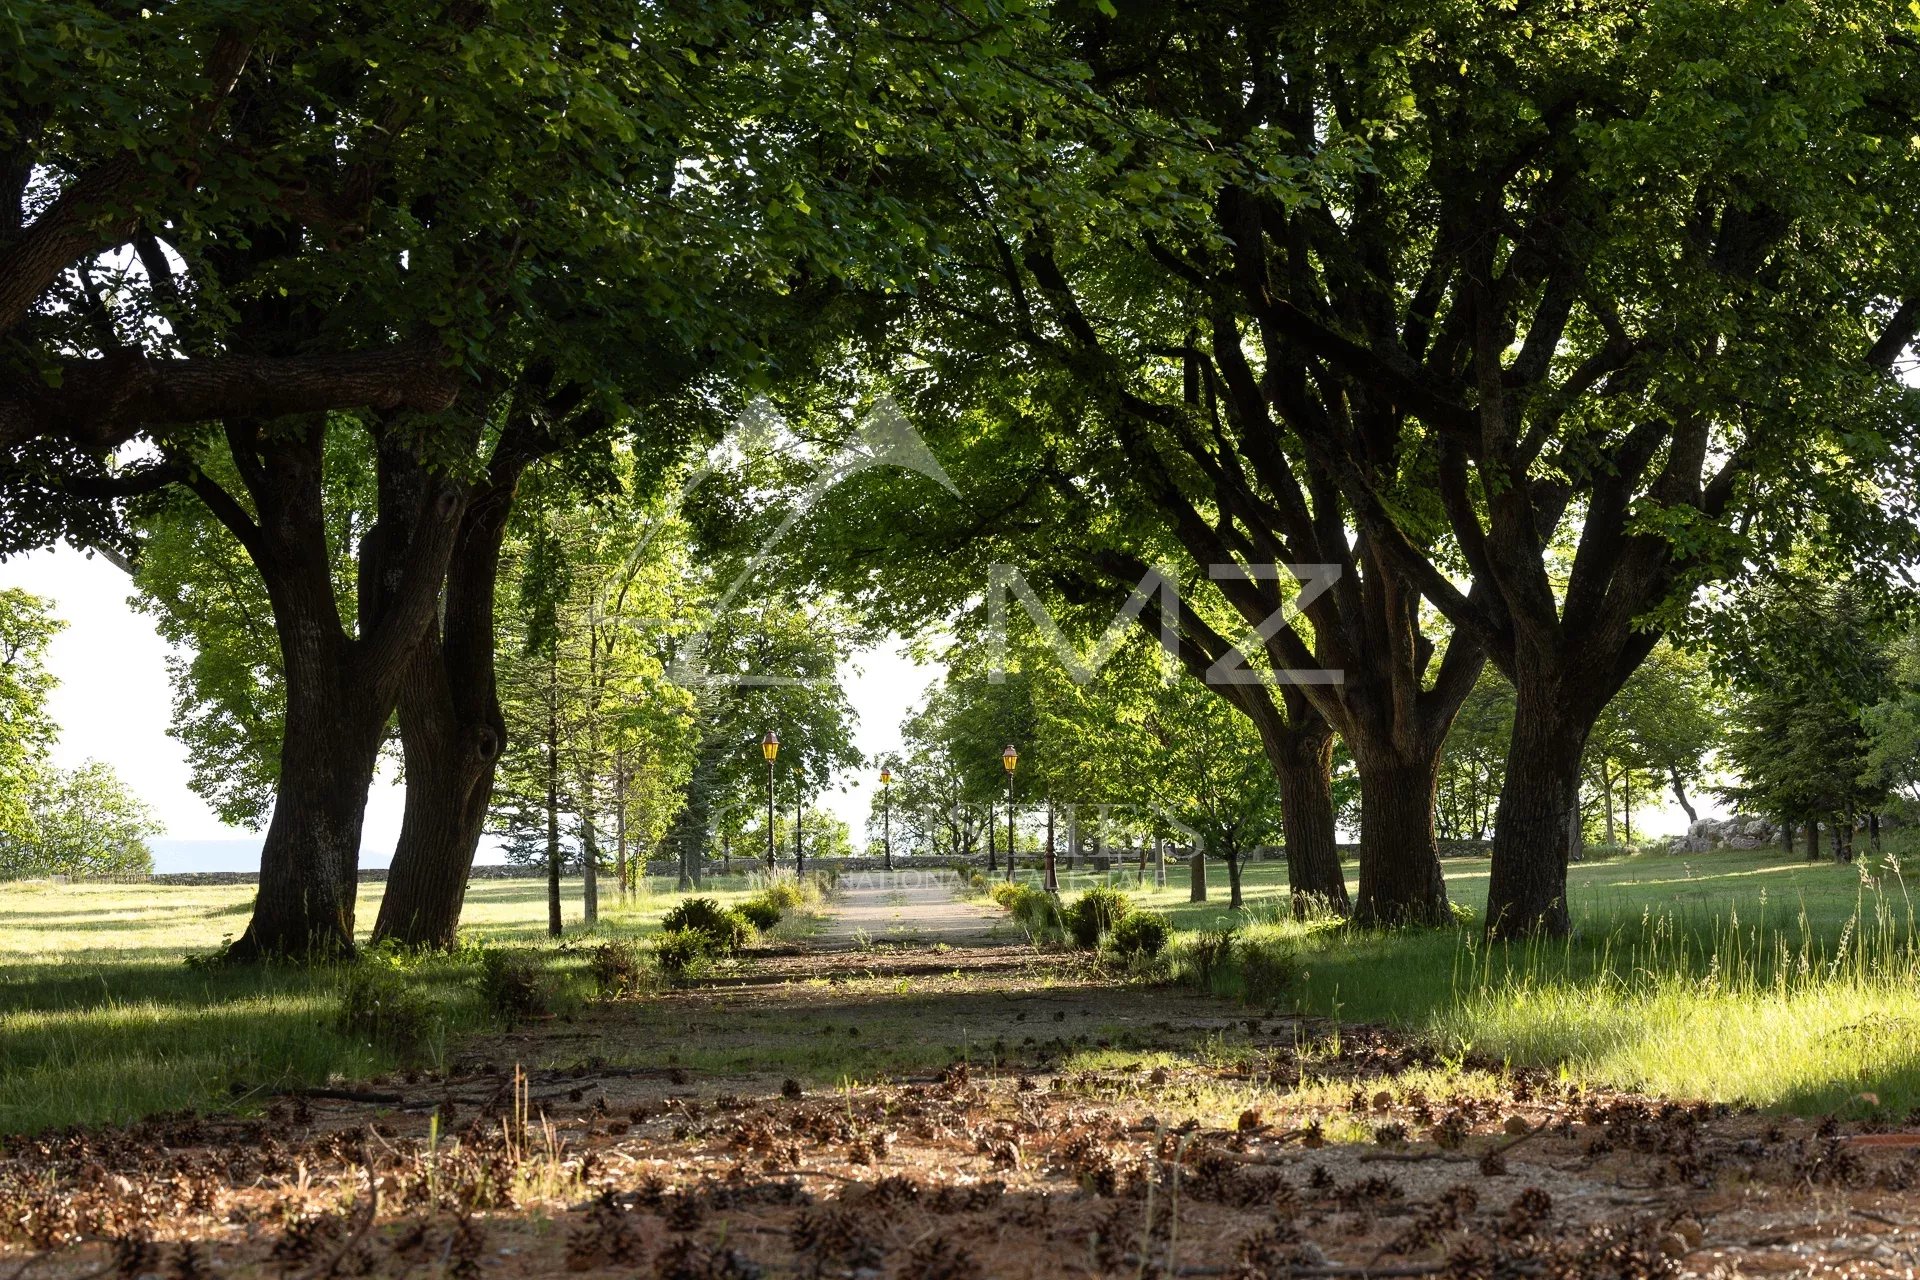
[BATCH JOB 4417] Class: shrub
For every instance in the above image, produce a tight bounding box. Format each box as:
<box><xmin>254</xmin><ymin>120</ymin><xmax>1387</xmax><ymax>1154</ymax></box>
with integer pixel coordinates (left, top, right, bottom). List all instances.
<box><xmin>477</xmin><ymin>948</ymin><xmax>547</xmax><ymax>1024</ymax></box>
<box><xmin>1187</xmin><ymin>927</ymin><xmax>1238</xmax><ymax>990</ymax></box>
<box><xmin>987</xmin><ymin>881</ymin><xmax>1025</xmax><ymax>909</ymax></box>
<box><xmin>1109</xmin><ymin>911</ymin><xmax>1170</xmax><ymax>958</ymax></box>
<box><xmin>653</xmin><ymin>929</ymin><xmax>710</xmax><ymax>977</ymax></box>
<box><xmin>338</xmin><ymin>965</ymin><xmax>434</xmax><ymax>1055</ymax></box>
<box><xmin>738</xmin><ymin>898</ymin><xmax>783</xmax><ymax>931</ymax></box>
<box><xmin>757</xmin><ymin>881</ymin><xmax>807</xmax><ymax>912</ymax></box>
<box><xmin>1015</xmin><ymin>888</ymin><xmax>1064</xmax><ymax>937</ymax></box>
<box><xmin>588</xmin><ymin>938</ymin><xmax>648</xmax><ymax>998</ymax></box>
<box><xmin>1237</xmin><ymin>937</ymin><xmax>1298</xmax><ymax>1005</ymax></box>
<box><xmin>661</xmin><ymin>897</ymin><xmax>754</xmax><ymax>954</ymax></box>
<box><xmin>1066</xmin><ymin>886</ymin><xmax>1132</xmax><ymax>949</ymax></box>
<box><xmin>747</xmin><ymin>870</ymin><xmax>828</xmax><ymax>911</ymax></box>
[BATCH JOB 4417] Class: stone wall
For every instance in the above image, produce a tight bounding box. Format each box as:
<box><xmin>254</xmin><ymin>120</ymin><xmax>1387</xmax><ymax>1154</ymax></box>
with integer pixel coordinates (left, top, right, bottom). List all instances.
<box><xmin>1676</xmin><ymin>815</ymin><xmax>1779</xmax><ymax>852</ymax></box>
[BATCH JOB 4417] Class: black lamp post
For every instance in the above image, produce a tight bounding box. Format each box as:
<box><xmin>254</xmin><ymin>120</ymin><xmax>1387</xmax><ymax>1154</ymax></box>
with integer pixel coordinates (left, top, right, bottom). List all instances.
<box><xmin>880</xmin><ymin>765</ymin><xmax>893</xmax><ymax>871</ymax></box>
<box><xmin>761</xmin><ymin>731</ymin><xmax>779</xmax><ymax>870</ymax></box>
<box><xmin>1002</xmin><ymin>744</ymin><xmax>1018</xmax><ymax>882</ymax></box>
<box><xmin>794</xmin><ymin>762</ymin><xmax>804</xmax><ymax>873</ymax></box>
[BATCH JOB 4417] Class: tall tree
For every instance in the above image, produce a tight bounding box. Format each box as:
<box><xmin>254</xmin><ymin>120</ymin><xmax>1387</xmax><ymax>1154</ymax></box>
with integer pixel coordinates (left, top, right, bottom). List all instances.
<box><xmin>889</xmin><ymin>0</ymin><xmax>1920</xmax><ymax>936</ymax></box>
<box><xmin>0</xmin><ymin>590</ymin><xmax>62</xmax><ymax>844</ymax></box>
<box><xmin>1</xmin><ymin>760</ymin><xmax>161</xmax><ymax>878</ymax></box>
<box><xmin>1721</xmin><ymin>582</ymin><xmax>1899</xmax><ymax>862</ymax></box>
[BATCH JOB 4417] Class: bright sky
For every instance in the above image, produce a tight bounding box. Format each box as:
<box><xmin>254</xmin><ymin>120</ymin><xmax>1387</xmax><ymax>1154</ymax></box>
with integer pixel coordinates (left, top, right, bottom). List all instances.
<box><xmin>0</xmin><ymin>544</ymin><xmax>939</xmax><ymax>871</ymax></box>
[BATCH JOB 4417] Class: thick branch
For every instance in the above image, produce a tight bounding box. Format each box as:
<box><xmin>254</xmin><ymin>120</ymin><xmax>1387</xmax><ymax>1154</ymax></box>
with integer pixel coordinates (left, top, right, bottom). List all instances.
<box><xmin>0</xmin><ymin>28</ymin><xmax>252</xmax><ymax>336</ymax></box>
<box><xmin>0</xmin><ymin>344</ymin><xmax>461</xmax><ymax>454</ymax></box>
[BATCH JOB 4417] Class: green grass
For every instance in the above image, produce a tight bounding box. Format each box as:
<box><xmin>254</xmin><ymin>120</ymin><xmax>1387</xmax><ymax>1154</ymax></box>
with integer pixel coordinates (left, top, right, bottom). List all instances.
<box><xmin>1007</xmin><ymin>844</ymin><xmax>1920</xmax><ymax>1117</ymax></box>
<box><xmin>0</xmin><ymin>873</ymin><xmax>789</xmax><ymax>1136</ymax></box>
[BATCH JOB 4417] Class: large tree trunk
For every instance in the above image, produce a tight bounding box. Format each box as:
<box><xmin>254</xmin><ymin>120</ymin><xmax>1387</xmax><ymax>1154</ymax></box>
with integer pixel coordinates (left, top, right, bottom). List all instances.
<box><xmin>218</xmin><ymin>418</ymin><xmax>465</xmax><ymax>962</ymax></box>
<box><xmin>372</xmin><ymin>464</ymin><xmax>514</xmax><ymax>947</ymax></box>
<box><xmin>230</xmin><ymin>657</ymin><xmax>386</xmax><ymax>959</ymax></box>
<box><xmin>1269</xmin><ymin>721</ymin><xmax>1350</xmax><ymax>916</ymax></box>
<box><xmin>1352</xmin><ymin>749</ymin><xmax>1450</xmax><ymax>927</ymax></box>
<box><xmin>1485</xmin><ymin>675</ymin><xmax>1592</xmax><ymax>940</ymax></box>
<box><xmin>372</xmin><ymin>635</ymin><xmax>501</xmax><ymax>948</ymax></box>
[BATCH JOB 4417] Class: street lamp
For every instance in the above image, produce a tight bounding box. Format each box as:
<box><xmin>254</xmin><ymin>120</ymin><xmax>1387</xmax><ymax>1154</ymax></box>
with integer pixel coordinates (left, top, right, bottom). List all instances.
<box><xmin>1002</xmin><ymin>744</ymin><xmax>1018</xmax><ymax>883</ymax></box>
<box><xmin>761</xmin><ymin>731</ymin><xmax>779</xmax><ymax>870</ymax></box>
<box><xmin>880</xmin><ymin>766</ymin><xmax>893</xmax><ymax>871</ymax></box>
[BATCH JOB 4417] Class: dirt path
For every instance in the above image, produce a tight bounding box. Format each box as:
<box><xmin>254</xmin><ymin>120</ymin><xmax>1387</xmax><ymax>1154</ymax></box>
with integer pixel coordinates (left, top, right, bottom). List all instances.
<box><xmin>809</xmin><ymin>869</ymin><xmax>1010</xmax><ymax>950</ymax></box>
<box><xmin>7</xmin><ymin>902</ymin><xmax>1920</xmax><ymax>1278</ymax></box>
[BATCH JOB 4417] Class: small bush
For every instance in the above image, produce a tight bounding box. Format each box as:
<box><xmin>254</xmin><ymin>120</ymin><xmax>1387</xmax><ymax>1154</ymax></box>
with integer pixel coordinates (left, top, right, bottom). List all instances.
<box><xmin>654</xmin><ymin>929</ymin><xmax>711</xmax><ymax>977</ymax></box>
<box><xmin>996</xmin><ymin>883</ymin><xmax>1063</xmax><ymax>937</ymax></box>
<box><xmin>661</xmin><ymin>897</ymin><xmax>754</xmax><ymax>954</ymax></box>
<box><xmin>588</xmin><ymin>938</ymin><xmax>648</xmax><ymax>998</ymax></box>
<box><xmin>987</xmin><ymin>881</ymin><xmax>1025</xmax><ymax>910</ymax></box>
<box><xmin>747</xmin><ymin>870</ymin><xmax>828</xmax><ymax>910</ymax></box>
<box><xmin>758</xmin><ymin>882</ymin><xmax>807</xmax><ymax>912</ymax></box>
<box><xmin>338</xmin><ymin>966</ymin><xmax>434</xmax><ymax>1055</ymax></box>
<box><xmin>1109</xmin><ymin>911</ymin><xmax>1170</xmax><ymax>958</ymax></box>
<box><xmin>477</xmin><ymin>948</ymin><xmax>548</xmax><ymax>1024</ymax></box>
<box><xmin>1237</xmin><ymin>937</ymin><xmax>1298</xmax><ymax>1005</ymax></box>
<box><xmin>1066</xmin><ymin>886</ymin><xmax>1132</xmax><ymax>949</ymax></box>
<box><xmin>738</xmin><ymin>898</ymin><xmax>783</xmax><ymax>931</ymax></box>
<box><xmin>1187</xmin><ymin>927</ymin><xmax>1238</xmax><ymax>990</ymax></box>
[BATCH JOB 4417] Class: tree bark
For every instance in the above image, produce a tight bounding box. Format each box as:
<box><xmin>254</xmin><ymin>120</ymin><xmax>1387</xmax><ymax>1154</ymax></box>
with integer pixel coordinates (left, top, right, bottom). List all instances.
<box><xmin>545</xmin><ymin>649</ymin><xmax>562</xmax><ymax>938</ymax></box>
<box><xmin>218</xmin><ymin>416</ymin><xmax>466</xmax><ymax>961</ymax></box>
<box><xmin>1352</xmin><ymin>751</ymin><xmax>1450</xmax><ymax>927</ymax></box>
<box><xmin>230</xmin><ymin>656</ymin><xmax>386</xmax><ymax>959</ymax></box>
<box><xmin>1484</xmin><ymin>677</ymin><xmax>1592</xmax><ymax>940</ymax></box>
<box><xmin>371</xmin><ymin>638</ymin><xmax>500</xmax><ymax>948</ymax></box>
<box><xmin>1670</xmin><ymin>768</ymin><xmax>1698</xmax><ymax>824</ymax></box>
<box><xmin>1269</xmin><ymin>720</ymin><xmax>1350</xmax><ymax>916</ymax></box>
<box><xmin>614</xmin><ymin>752</ymin><xmax>628</xmax><ymax>902</ymax></box>
<box><xmin>372</xmin><ymin>454</ymin><xmax>517</xmax><ymax>948</ymax></box>
<box><xmin>581</xmin><ymin>817</ymin><xmax>600</xmax><ymax>922</ymax></box>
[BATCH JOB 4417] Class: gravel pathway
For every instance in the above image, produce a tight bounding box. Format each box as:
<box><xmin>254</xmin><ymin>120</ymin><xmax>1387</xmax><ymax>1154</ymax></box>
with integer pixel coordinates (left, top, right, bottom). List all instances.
<box><xmin>810</xmin><ymin>870</ymin><xmax>1011</xmax><ymax>950</ymax></box>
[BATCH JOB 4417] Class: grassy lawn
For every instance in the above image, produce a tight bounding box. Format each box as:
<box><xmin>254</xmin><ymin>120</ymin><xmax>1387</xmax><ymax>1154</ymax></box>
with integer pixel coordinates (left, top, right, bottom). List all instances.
<box><xmin>11</xmin><ymin>848</ymin><xmax>1920</xmax><ymax>1139</ymax></box>
<box><xmin>1008</xmin><ymin>844</ymin><xmax>1920</xmax><ymax>1116</ymax></box>
<box><xmin>0</xmin><ymin>873</ymin><xmax>784</xmax><ymax>1136</ymax></box>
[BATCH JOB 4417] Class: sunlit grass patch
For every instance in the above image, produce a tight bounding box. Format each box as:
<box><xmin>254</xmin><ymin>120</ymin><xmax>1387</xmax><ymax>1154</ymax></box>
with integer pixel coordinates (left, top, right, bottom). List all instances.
<box><xmin>0</xmin><ymin>872</ymin><xmax>811</xmax><ymax>1135</ymax></box>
